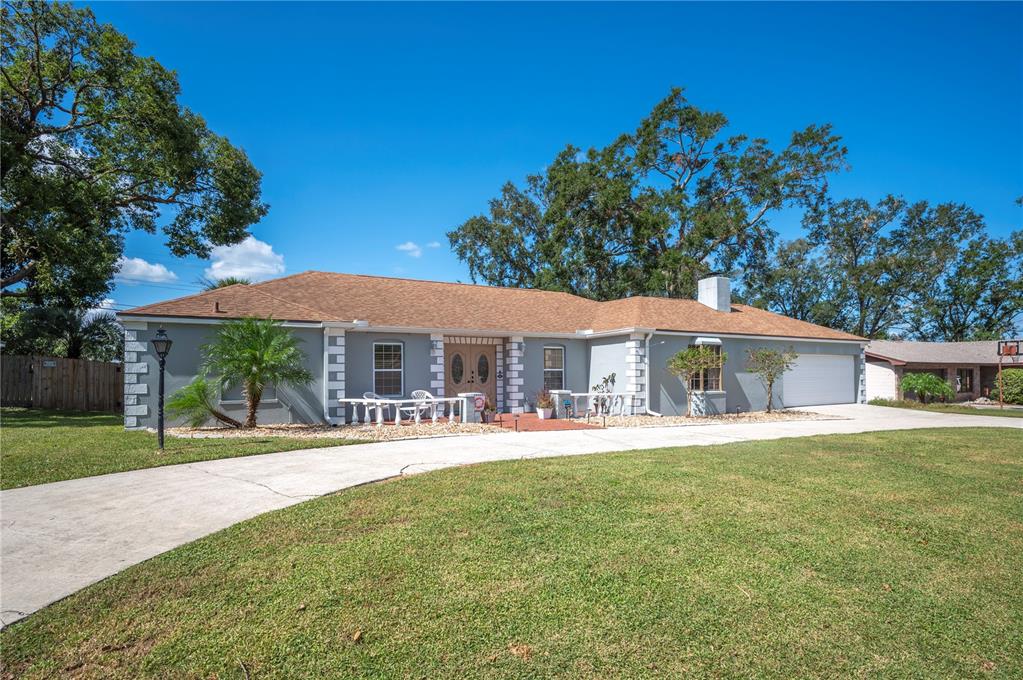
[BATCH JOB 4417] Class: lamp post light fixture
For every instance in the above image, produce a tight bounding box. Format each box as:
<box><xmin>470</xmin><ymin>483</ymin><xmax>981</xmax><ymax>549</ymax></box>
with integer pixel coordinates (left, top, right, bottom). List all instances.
<box><xmin>151</xmin><ymin>328</ymin><xmax>173</xmax><ymax>449</ymax></box>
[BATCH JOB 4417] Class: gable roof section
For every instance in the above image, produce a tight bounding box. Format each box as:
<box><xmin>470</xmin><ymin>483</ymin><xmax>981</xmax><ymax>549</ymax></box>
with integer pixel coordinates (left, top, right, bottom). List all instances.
<box><xmin>123</xmin><ymin>282</ymin><xmax>327</xmax><ymax>322</ymax></box>
<box><xmin>588</xmin><ymin>296</ymin><xmax>862</xmax><ymax>339</ymax></box>
<box><xmin>866</xmin><ymin>340</ymin><xmax>1001</xmax><ymax>365</ymax></box>
<box><xmin>122</xmin><ymin>271</ymin><xmax>863</xmax><ymax>341</ymax></box>
<box><xmin>253</xmin><ymin>272</ymin><xmax>601</xmax><ymax>333</ymax></box>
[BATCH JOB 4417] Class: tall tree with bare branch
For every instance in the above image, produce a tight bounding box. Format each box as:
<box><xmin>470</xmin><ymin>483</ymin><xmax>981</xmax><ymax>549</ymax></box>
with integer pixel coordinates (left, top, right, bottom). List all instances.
<box><xmin>448</xmin><ymin>87</ymin><xmax>847</xmax><ymax>300</ymax></box>
<box><xmin>1</xmin><ymin>1</ymin><xmax>267</xmax><ymax>305</ymax></box>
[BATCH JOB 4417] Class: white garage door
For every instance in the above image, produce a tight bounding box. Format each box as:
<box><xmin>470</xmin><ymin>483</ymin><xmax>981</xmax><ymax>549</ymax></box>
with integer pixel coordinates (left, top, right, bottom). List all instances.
<box><xmin>783</xmin><ymin>354</ymin><xmax>855</xmax><ymax>407</ymax></box>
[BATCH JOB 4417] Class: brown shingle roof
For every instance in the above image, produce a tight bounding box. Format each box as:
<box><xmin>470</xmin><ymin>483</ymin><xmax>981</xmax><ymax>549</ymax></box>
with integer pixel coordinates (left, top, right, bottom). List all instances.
<box><xmin>866</xmin><ymin>340</ymin><xmax>1001</xmax><ymax>364</ymax></box>
<box><xmin>122</xmin><ymin>271</ymin><xmax>863</xmax><ymax>341</ymax></box>
<box><xmin>590</xmin><ymin>296</ymin><xmax>863</xmax><ymax>340</ymax></box>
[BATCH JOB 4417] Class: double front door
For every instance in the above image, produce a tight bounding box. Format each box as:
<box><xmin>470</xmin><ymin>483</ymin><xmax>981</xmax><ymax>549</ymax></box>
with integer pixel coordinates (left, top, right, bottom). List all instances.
<box><xmin>445</xmin><ymin>344</ymin><xmax>497</xmax><ymax>409</ymax></box>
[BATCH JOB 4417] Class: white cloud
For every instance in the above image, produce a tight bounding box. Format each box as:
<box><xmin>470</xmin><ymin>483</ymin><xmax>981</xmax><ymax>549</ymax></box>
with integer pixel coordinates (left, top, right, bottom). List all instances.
<box><xmin>116</xmin><ymin>257</ymin><xmax>178</xmax><ymax>284</ymax></box>
<box><xmin>396</xmin><ymin>241</ymin><xmax>423</xmax><ymax>258</ymax></box>
<box><xmin>204</xmin><ymin>236</ymin><xmax>285</xmax><ymax>282</ymax></box>
<box><xmin>87</xmin><ymin>298</ymin><xmax>118</xmax><ymax>320</ymax></box>
<box><xmin>426</xmin><ymin>241</ymin><xmax>442</xmax><ymax>249</ymax></box>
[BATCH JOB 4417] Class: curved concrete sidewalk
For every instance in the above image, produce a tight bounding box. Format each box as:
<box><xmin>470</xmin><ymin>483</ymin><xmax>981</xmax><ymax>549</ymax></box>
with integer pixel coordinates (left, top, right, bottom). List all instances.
<box><xmin>2</xmin><ymin>404</ymin><xmax>1019</xmax><ymax>626</ymax></box>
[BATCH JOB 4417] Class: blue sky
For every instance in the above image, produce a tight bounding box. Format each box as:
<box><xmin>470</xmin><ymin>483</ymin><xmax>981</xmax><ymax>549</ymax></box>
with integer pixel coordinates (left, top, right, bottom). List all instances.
<box><xmin>89</xmin><ymin>1</ymin><xmax>1023</xmax><ymax>311</ymax></box>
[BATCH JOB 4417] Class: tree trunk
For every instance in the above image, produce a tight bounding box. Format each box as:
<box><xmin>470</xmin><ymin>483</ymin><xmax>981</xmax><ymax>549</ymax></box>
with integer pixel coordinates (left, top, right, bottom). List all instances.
<box><xmin>686</xmin><ymin>375</ymin><xmax>693</xmax><ymax>417</ymax></box>
<box><xmin>66</xmin><ymin>336</ymin><xmax>83</xmax><ymax>359</ymax></box>
<box><xmin>212</xmin><ymin>409</ymin><xmax>243</xmax><ymax>428</ymax></box>
<box><xmin>766</xmin><ymin>381</ymin><xmax>773</xmax><ymax>413</ymax></box>
<box><xmin>244</xmin><ymin>384</ymin><xmax>262</xmax><ymax>428</ymax></box>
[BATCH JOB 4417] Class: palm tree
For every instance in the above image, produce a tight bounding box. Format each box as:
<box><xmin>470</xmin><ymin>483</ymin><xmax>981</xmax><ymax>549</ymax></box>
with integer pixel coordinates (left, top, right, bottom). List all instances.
<box><xmin>201</xmin><ymin>317</ymin><xmax>313</xmax><ymax>428</ymax></box>
<box><xmin>11</xmin><ymin>306</ymin><xmax>123</xmax><ymax>360</ymax></box>
<box><xmin>198</xmin><ymin>276</ymin><xmax>252</xmax><ymax>291</ymax></box>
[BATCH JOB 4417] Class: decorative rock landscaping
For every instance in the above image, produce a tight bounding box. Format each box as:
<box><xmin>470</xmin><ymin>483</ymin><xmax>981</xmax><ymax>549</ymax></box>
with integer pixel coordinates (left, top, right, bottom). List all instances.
<box><xmin>600</xmin><ymin>409</ymin><xmax>834</xmax><ymax>428</ymax></box>
<box><xmin>168</xmin><ymin>409</ymin><xmax>833</xmax><ymax>442</ymax></box>
<box><xmin>169</xmin><ymin>421</ymin><xmax>506</xmax><ymax>442</ymax></box>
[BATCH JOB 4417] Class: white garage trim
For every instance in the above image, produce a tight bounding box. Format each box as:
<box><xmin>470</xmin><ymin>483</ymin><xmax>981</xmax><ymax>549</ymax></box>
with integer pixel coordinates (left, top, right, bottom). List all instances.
<box><xmin>783</xmin><ymin>354</ymin><xmax>856</xmax><ymax>407</ymax></box>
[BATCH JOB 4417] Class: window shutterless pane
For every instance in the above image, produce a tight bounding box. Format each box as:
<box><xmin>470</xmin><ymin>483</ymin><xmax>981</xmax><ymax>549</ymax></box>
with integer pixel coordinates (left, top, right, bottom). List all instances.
<box><xmin>543</xmin><ymin>371</ymin><xmax>564</xmax><ymax>391</ymax></box>
<box><xmin>543</xmin><ymin>347</ymin><xmax>565</xmax><ymax>390</ymax></box>
<box><xmin>375</xmin><ymin>371</ymin><xmax>401</xmax><ymax>395</ymax></box>
<box><xmin>374</xmin><ymin>344</ymin><xmax>402</xmax><ymax>370</ymax></box>
<box><xmin>373</xmin><ymin>343</ymin><xmax>403</xmax><ymax>395</ymax></box>
<box><xmin>544</xmin><ymin>347</ymin><xmax>564</xmax><ymax>370</ymax></box>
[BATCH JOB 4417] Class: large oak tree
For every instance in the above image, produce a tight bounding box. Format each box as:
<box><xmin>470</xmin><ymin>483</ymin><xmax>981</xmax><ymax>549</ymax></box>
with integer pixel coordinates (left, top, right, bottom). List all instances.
<box><xmin>744</xmin><ymin>197</ymin><xmax>1016</xmax><ymax>340</ymax></box>
<box><xmin>448</xmin><ymin>88</ymin><xmax>847</xmax><ymax>300</ymax></box>
<box><xmin>1</xmin><ymin>0</ymin><xmax>267</xmax><ymax>306</ymax></box>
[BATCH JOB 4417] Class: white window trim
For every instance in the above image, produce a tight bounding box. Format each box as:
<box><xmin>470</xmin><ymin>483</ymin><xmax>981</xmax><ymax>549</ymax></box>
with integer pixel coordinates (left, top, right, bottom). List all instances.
<box><xmin>373</xmin><ymin>341</ymin><xmax>404</xmax><ymax>397</ymax></box>
<box><xmin>543</xmin><ymin>345</ymin><xmax>566</xmax><ymax>391</ymax></box>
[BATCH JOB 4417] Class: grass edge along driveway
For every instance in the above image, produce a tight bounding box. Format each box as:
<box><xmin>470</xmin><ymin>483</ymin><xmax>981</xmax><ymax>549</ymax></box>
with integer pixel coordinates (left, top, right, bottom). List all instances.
<box><xmin>869</xmin><ymin>398</ymin><xmax>1023</xmax><ymax>418</ymax></box>
<box><xmin>3</xmin><ymin>428</ymin><xmax>1020</xmax><ymax>678</ymax></box>
<box><xmin>0</xmin><ymin>408</ymin><xmax>358</xmax><ymax>490</ymax></box>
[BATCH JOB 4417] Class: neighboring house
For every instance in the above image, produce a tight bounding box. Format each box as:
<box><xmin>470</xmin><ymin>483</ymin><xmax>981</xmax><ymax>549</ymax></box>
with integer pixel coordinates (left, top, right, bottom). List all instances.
<box><xmin>865</xmin><ymin>340</ymin><xmax>1004</xmax><ymax>401</ymax></box>
<box><xmin>117</xmin><ymin>272</ymin><xmax>866</xmax><ymax>428</ymax></box>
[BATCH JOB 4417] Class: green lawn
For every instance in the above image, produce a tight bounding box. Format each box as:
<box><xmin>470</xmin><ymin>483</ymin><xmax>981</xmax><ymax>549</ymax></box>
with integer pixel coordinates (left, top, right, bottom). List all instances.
<box><xmin>3</xmin><ymin>429</ymin><xmax>1021</xmax><ymax>678</ymax></box>
<box><xmin>0</xmin><ymin>408</ymin><xmax>357</xmax><ymax>489</ymax></box>
<box><xmin>869</xmin><ymin>398</ymin><xmax>1023</xmax><ymax>418</ymax></box>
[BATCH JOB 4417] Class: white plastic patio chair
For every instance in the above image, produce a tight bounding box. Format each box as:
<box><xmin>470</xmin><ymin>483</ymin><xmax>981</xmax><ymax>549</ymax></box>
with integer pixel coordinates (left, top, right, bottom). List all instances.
<box><xmin>398</xmin><ymin>389</ymin><xmax>436</xmax><ymax>422</ymax></box>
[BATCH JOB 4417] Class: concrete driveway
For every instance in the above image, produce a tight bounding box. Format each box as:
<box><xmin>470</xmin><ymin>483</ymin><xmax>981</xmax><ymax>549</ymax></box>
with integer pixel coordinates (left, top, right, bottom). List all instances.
<box><xmin>2</xmin><ymin>404</ymin><xmax>1019</xmax><ymax>626</ymax></box>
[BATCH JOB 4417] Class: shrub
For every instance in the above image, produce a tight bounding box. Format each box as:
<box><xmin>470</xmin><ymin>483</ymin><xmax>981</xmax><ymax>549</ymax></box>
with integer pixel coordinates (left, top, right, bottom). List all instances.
<box><xmin>534</xmin><ymin>390</ymin><xmax>554</xmax><ymax>410</ymax></box>
<box><xmin>167</xmin><ymin>377</ymin><xmax>242</xmax><ymax>428</ymax></box>
<box><xmin>992</xmin><ymin>368</ymin><xmax>1023</xmax><ymax>405</ymax></box>
<box><xmin>900</xmin><ymin>372</ymin><xmax>954</xmax><ymax>403</ymax></box>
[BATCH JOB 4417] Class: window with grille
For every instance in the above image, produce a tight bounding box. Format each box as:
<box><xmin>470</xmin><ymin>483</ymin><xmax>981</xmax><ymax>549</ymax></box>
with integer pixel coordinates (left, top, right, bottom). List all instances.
<box><xmin>374</xmin><ymin>342</ymin><xmax>404</xmax><ymax>396</ymax></box>
<box><xmin>543</xmin><ymin>346</ymin><xmax>565</xmax><ymax>391</ymax></box>
<box><xmin>687</xmin><ymin>344</ymin><xmax>723</xmax><ymax>391</ymax></box>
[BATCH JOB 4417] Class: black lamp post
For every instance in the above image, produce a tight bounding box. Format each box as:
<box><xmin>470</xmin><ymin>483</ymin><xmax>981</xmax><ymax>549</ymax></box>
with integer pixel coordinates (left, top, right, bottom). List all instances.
<box><xmin>151</xmin><ymin>328</ymin><xmax>173</xmax><ymax>449</ymax></box>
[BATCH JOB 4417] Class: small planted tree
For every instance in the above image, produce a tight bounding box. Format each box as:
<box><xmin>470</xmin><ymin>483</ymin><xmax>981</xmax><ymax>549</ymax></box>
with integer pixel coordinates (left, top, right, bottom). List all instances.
<box><xmin>900</xmin><ymin>373</ymin><xmax>954</xmax><ymax>403</ymax></box>
<box><xmin>201</xmin><ymin>317</ymin><xmax>314</xmax><ymax>427</ymax></box>
<box><xmin>667</xmin><ymin>346</ymin><xmax>727</xmax><ymax>417</ymax></box>
<box><xmin>746</xmin><ymin>347</ymin><xmax>798</xmax><ymax>413</ymax></box>
<box><xmin>591</xmin><ymin>372</ymin><xmax>617</xmax><ymax>414</ymax></box>
<box><xmin>167</xmin><ymin>377</ymin><xmax>243</xmax><ymax>428</ymax></box>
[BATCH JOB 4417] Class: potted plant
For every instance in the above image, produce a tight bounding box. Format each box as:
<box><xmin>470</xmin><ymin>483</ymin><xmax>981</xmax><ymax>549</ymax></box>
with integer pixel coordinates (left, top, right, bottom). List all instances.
<box><xmin>535</xmin><ymin>389</ymin><xmax>554</xmax><ymax>419</ymax></box>
<box><xmin>480</xmin><ymin>396</ymin><xmax>496</xmax><ymax>423</ymax></box>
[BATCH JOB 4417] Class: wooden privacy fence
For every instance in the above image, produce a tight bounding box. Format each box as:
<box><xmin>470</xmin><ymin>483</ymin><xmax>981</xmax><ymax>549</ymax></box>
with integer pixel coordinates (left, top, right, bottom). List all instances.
<box><xmin>1</xmin><ymin>355</ymin><xmax>122</xmax><ymax>413</ymax></box>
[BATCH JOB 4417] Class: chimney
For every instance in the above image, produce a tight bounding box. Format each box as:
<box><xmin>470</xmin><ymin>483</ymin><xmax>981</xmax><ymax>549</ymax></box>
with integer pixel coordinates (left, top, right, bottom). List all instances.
<box><xmin>697</xmin><ymin>276</ymin><xmax>731</xmax><ymax>313</ymax></box>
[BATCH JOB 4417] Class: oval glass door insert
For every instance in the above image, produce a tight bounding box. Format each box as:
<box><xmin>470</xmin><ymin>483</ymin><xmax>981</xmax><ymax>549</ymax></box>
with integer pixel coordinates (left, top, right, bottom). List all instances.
<box><xmin>451</xmin><ymin>353</ymin><xmax>464</xmax><ymax>384</ymax></box>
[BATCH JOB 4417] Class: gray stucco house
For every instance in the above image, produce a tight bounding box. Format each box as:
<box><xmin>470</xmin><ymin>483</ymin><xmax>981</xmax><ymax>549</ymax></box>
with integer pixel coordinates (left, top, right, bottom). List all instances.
<box><xmin>118</xmin><ymin>272</ymin><xmax>866</xmax><ymax>429</ymax></box>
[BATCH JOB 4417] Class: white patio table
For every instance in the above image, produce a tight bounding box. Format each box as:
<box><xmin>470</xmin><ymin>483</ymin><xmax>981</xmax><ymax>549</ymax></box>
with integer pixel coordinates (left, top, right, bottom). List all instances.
<box><xmin>336</xmin><ymin>396</ymin><xmax>469</xmax><ymax>426</ymax></box>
